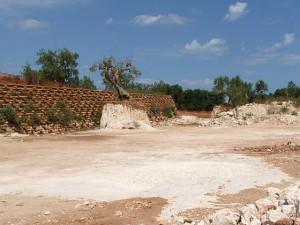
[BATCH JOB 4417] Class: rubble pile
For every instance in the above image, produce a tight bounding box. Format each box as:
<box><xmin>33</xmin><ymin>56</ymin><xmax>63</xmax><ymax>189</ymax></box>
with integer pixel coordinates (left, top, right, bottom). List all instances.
<box><xmin>171</xmin><ymin>184</ymin><xmax>300</xmax><ymax>225</ymax></box>
<box><xmin>171</xmin><ymin>102</ymin><xmax>299</xmax><ymax>127</ymax></box>
<box><xmin>235</xmin><ymin>141</ymin><xmax>300</xmax><ymax>154</ymax></box>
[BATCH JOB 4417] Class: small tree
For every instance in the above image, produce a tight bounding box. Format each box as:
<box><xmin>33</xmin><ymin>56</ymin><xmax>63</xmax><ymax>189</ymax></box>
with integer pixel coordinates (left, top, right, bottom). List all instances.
<box><xmin>78</xmin><ymin>76</ymin><xmax>97</xmax><ymax>90</ymax></box>
<box><xmin>90</xmin><ymin>57</ymin><xmax>141</xmax><ymax>100</ymax></box>
<box><xmin>37</xmin><ymin>48</ymin><xmax>80</xmax><ymax>85</ymax></box>
<box><xmin>255</xmin><ymin>80</ymin><xmax>268</xmax><ymax>97</ymax></box>
<box><xmin>22</xmin><ymin>64</ymin><xmax>43</xmax><ymax>85</ymax></box>
<box><xmin>213</xmin><ymin>75</ymin><xmax>254</xmax><ymax>107</ymax></box>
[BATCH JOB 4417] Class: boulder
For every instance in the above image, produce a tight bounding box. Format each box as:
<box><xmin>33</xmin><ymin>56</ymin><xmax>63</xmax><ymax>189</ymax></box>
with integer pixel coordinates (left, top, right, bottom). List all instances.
<box><xmin>208</xmin><ymin>208</ymin><xmax>240</xmax><ymax>225</ymax></box>
<box><xmin>240</xmin><ymin>204</ymin><xmax>260</xmax><ymax>225</ymax></box>
<box><xmin>266</xmin><ymin>210</ymin><xmax>289</xmax><ymax>224</ymax></box>
<box><xmin>100</xmin><ymin>104</ymin><xmax>153</xmax><ymax>130</ymax></box>
<box><xmin>255</xmin><ymin>198</ymin><xmax>277</xmax><ymax>214</ymax></box>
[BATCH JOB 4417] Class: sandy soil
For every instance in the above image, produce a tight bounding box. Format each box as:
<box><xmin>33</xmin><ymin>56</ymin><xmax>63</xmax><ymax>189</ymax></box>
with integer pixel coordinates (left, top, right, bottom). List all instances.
<box><xmin>0</xmin><ymin>125</ymin><xmax>300</xmax><ymax>224</ymax></box>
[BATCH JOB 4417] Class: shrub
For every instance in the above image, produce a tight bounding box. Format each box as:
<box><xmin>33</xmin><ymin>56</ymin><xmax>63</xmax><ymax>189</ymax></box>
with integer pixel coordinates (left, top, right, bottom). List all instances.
<box><xmin>150</xmin><ymin>105</ymin><xmax>160</xmax><ymax>115</ymax></box>
<box><xmin>0</xmin><ymin>106</ymin><xmax>21</xmax><ymax>128</ymax></box>
<box><xmin>91</xmin><ymin>111</ymin><xmax>102</xmax><ymax>125</ymax></box>
<box><xmin>46</xmin><ymin>101</ymin><xmax>75</xmax><ymax>126</ymax></box>
<box><xmin>59</xmin><ymin>107</ymin><xmax>74</xmax><ymax>126</ymax></box>
<box><xmin>292</xmin><ymin>111</ymin><xmax>298</xmax><ymax>116</ymax></box>
<box><xmin>46</xmin><ymin>108</ymin><xmax>59</xmax><ymax>123</ymax></box>
<box><xmin>0</xmin><ymin>113</ymin><xmax>5</xmax><ymax>125</ymax></box>
<box><xmin>24</xmin><ymin>100</ymin><xmax>38</xmax><ymax>112</ymax></box>
<box><xmin>74</xmin><ymin>113</ymin><xmax>84</xmax><ymax>122</ymax></box>
<box><xmin>162</xmin><ymin>106</ymin><xmax>175</xmax><ymax>118</ymax></box>
<box><xmin>29</xmin><ymin>113</ymin><xmax>41</xmax><ymax>126</ymax></box>
<box><xmin>280</xmin><ymin>106</ymin><xmax>289</xmax><ymax>114</ymax></box>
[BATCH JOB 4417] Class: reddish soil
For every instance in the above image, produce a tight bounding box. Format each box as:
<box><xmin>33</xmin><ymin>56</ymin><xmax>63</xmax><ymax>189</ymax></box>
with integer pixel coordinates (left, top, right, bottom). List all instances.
<box><xmin>177</xmin><ymin>110</ymin><xmax>212</xmax><ymax>118</ymax></box>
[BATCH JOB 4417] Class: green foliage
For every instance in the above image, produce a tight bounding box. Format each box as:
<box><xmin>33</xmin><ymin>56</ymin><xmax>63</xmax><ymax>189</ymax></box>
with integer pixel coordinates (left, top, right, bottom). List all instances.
<box><xmin>22</xmin><ymin>64</ymin><xmax>43</xmax><ymax>85</ymax></box>
<box><xmin>255</xmin><ymin>80</ymin><xmax>268</xmax><ymax>98</ymax></box>
<box><xmin>162</xmin><ymin>106</ymin><xmax>175</xmax><ymax>118</ymax></box>
<box><xmin>90</xmin><ymin>57</ymin><xmax>141</xmax><ymax>91</ymax></box>
<box><xmin>29</xmin><ymin>113</ymin><xmax>41</xmax><ymax>126</ymax></box>
<box><xmin>130</xmin><ymin>80</ymin><xmax>223</xmax><ymax>111</ymax></box>
<box><xmin>213</xmin><ymin>75</ymin><xmax>257</xmax><ymax>107</ymax></box>
<box><xmin>0</xmin><ymin>106</ymin><xmax>21</xmax><ymax>128</ymax></box>
<box><xmin>280</xmin><ymin>106</ymin><xmax>289</xmax><ymax>114</ymax></box>
<box><xmin>0</xmin><ymin>113</ymin><xmax>5</xmax><ymax>125</ymax></box>
<box><xmin>78</xmin><ymin>76</ymin><xmax>97</xmax><ymax>90</ymax></box>
<box><xmin>150</xmin><ymin>105</ymin><xmax>161</xmax><ymax>115</ymax></box>
<box><xmin>273</xmin><ymin>81</ymin><xmax>300</xmax><ymax>99</ymax></box>
<box><xmin>24</xmin><ymin>100</ymin><xmax>38</xmax><ymax>112</ymax></box>
<box><xmin>37</xmin><ymin>48</ymin><xmax>80</xmax><ymax>85</ymax></box>
<box><xmin>46</xmin><ymin>108</ymin><xmax>60</xmax><ymax>123</ymax></box>
<box><xmin>91</xmin><ymin>111</ymin><xmax>102</xmax><ymax>125</ymax></box>
<box><xmin>46</xmin><ymin>100</ymin><xmax>75</xmax><ymax>126</ymax></box>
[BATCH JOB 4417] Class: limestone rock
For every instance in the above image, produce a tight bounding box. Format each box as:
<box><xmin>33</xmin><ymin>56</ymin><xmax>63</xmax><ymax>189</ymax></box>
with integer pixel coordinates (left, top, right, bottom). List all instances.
<box><xmin>209</xmin><ymin>208</ymin><xmax>240</xmax><ymax>225</ymax></box>
<box><xmin>100</xmin><ymin>104</ymin><xmax>153</xmax><ymax>130</ymax></box>
<box><xmin>266</xmin><ymin>210</ymin><xmax>289</xmax><ymax>224</ymax></box>
<box><xmin>240</xmin><ymin>204</ymin><xmax>260</xmax><ymax>225</ymax></box>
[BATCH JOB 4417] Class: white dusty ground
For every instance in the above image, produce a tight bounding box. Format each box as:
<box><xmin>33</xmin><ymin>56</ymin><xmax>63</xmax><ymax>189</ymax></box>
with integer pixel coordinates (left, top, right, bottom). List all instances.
<box><xmin>0</xmin><ymin>126</ymin><xmax>299</xmax><ymax>220</ymax></box>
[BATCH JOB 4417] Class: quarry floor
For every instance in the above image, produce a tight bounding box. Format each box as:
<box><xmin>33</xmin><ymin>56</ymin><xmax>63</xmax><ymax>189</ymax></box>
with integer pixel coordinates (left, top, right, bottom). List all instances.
<box><xmin>0</xmin><ymin>125</ymin><xmax>300</xmax><ymax>225</ymax></box>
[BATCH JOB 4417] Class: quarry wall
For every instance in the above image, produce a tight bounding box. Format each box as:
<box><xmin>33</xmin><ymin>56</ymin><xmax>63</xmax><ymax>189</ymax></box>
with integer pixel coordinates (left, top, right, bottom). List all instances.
<box><xmin>0</xmin><ymin>83</ymin><xmax>175</xmax><ymax>134</ymax></box>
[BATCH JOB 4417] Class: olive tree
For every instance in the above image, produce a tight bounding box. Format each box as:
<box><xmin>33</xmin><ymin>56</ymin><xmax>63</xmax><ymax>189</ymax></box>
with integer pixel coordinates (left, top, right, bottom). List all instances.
<box><xmin>90</xmin><ymin>57</ymin><xmax>141</xmax><ymax>100</ymax></box>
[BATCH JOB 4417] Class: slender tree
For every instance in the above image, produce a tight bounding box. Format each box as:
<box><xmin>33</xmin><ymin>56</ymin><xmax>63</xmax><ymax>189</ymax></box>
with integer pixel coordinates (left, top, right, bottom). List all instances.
<box><xmin>90</xmin><ymin>57</ymin><xmax>141</xmax><ymax>99</ymax></box>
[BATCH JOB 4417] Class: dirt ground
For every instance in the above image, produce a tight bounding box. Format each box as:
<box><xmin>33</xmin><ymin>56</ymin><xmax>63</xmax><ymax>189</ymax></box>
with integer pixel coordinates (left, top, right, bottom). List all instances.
<box><xmin>0</xmin><ymin>125</ymin><xmax>300</xmax><ymax>225</ymax></box>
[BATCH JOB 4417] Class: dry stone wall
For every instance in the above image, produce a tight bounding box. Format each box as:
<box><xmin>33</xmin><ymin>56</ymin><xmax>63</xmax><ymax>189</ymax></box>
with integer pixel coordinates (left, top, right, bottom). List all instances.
<box><xmin>0</xmin><ymin>83</ymin><xmax>175</xmax><ymax>134</ymax></box>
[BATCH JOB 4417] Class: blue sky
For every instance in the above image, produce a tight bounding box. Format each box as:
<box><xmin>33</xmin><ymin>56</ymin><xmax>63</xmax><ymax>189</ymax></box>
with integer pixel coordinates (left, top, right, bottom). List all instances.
<box><xmin>0</xmin><ymin>0</ymin><xmax>299</xmax><ymax>90</ymax></box>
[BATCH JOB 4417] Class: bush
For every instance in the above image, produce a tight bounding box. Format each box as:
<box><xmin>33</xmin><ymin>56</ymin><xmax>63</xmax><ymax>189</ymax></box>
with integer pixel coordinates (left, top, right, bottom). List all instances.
<box><xmin>46</xmin><ymin>100</ymin><xmax>75</xmax><ymax>126</ymax></box>
<box><xmin>91</xmin><ymin>111</ymin><xmax>102</xmax><ymax>125</ymax></box>
<box><xmin>280</xmin><ymin>106</ymin><xmax>289</xmax><ymax>114</ymax></box>
<box><xmin>24</xmin><ymin>100</ymin><xmax>38</xmax><ymax>112</ymax></box>
<box><xmin>59</xmin><ymin>107</ymin><xmax>74</xmax><ymax>126</ymax></box>
<box><xmin>0</xmin><ymin>113</ymin><xmax>5</xmax><ymax>125</ymax></box>
<box><xmin>0</xmin><ymin>106</ymin><xmax>21</xmax><ymax>128</ymax></box>
<box><xmin>150</xmin><ymin>105</ymin><xmax>160</xmax><ymax>115</ymax></box>
<box><xmin>46</xmin><ymin>107</ymin><xmax>59</xmax><ymax>123</ymax></box>
<box><xmin>162</xmin><ymin>106</ymin><xmax>175</xmax><ymax>118</ymax></box>
<box><xmin>292</xmin><ymin>111</ymin><xmax>298</xmax><ymax>116</ymax></box>
<box><xmin>29</xmin><ymin>113</ymin><xmax>41</xmax><ymax>126</ymax></box>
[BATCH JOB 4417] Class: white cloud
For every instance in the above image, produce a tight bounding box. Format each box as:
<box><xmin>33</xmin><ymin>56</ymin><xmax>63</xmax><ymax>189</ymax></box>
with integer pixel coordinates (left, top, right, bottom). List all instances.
<box><xmin>224</xmin><ymin>2</ymin><xmax>248</xmax><ymax>22</ymax></box>
<box><xmin>283</xmin><ymin>33</ymin><xmax>295</xmax><ymax>45</ymax></box>
<box><xmin>185</xmin><ymin>38</ymin><xmax>228</xmax><ymax>56</ymax></box>
<box><xmin>244</xmin><ymin>32</ymin><xmax>298</xmax><ymax>65</ymax></box>
<box><xmin>265</xmin><ymin>33</ymin><xmax>295</xmax><ymax>52</ymax></box>
<box><xmin>134</xmin><ymin>14</ymin><xmax>186</xmax><ymax>26</ymax></box>
<box><xmin>9</xmin><ymin>19</ymin><xmax>48</xmax><ymax>30</ymax></box>
<box><xmin>105</xmin><ymin>17</ymin><xmax>113</xmax><ymax>25</ymax></box>
<box><xmin>244</xmin><ymin>52</ymin><xmax>300</xmax><ymax>65</ymax></box>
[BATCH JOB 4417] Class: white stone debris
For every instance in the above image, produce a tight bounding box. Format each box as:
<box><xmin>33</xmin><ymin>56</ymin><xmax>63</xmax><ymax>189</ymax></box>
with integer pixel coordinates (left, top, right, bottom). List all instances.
<box><xmin>171</xmin><ymin>183</ymin><xmax>300</xmax><ymax>225</ymax></box>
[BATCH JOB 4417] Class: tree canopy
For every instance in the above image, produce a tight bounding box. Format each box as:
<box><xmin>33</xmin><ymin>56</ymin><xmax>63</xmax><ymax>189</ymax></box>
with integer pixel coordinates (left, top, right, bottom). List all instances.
<box><xmin>22</xmin><ymin>48</ymin><xmax>96</xmax><ymax>90</ymax></box>
<box><xmin>90</xmin><ymin>57</ymin><xmax>141</xmax><ymax>99</ymax></box>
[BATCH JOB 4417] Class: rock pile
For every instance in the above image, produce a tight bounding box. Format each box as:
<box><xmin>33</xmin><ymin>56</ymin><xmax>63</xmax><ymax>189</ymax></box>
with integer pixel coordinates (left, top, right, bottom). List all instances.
<box><xmin>235</xmin><ymin>141</ymin><xmax>300</xmax><ymax>154</ymax></box>
<box><xmin>201</xmin><ymin>102</ymin><xmax>300</xmax><ymax>127</ymax></box>
<box><xmin>172</xmin><ymin>184</ymin><xmax>300</xmax><ymax>225</ymax></box>
<box><xmin>100</xmin><ymin>103</ymin><xmax>153</xmax><ymax>130</ymax></box>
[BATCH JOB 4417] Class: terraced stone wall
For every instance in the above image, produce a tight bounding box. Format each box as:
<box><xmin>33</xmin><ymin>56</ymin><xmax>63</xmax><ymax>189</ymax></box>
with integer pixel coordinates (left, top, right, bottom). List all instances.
<box><xmin>0</xmin><ymin>83</ymin><xmax>175</xmax><ymax>134</ymax></box>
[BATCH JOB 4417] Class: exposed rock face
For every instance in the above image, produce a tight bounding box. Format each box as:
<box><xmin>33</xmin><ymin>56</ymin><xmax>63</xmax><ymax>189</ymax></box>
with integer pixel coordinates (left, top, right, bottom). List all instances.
<box><xmin>100</xmin><ymin>104</ymin><xmax>153</xmax><ymax>130</ymax></box>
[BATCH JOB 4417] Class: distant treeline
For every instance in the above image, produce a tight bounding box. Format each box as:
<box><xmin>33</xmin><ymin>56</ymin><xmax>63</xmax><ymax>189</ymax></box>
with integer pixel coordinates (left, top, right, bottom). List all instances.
<box><xmin>126</xmin><ymin>77</ymin><xmax>300</xmax><ymax>111</ymax></box>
